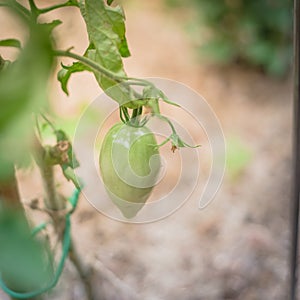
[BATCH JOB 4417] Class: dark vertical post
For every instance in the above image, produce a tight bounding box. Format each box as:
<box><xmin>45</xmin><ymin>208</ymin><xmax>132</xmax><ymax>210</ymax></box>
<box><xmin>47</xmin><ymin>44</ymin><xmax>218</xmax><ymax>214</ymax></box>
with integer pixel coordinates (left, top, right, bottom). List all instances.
<box><xmin>291</xmin><ymin>0</ymin><xmax>300</xmax><ymax>299</ymax></box>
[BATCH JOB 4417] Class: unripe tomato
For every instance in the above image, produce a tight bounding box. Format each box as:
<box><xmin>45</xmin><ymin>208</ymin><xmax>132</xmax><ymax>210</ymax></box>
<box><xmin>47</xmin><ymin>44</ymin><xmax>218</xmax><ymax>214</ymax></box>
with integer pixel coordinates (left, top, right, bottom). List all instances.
<box><xmin>99</xmin><ymin>122</ymin><xmax>160</xmax><ymax>218</ymax></box>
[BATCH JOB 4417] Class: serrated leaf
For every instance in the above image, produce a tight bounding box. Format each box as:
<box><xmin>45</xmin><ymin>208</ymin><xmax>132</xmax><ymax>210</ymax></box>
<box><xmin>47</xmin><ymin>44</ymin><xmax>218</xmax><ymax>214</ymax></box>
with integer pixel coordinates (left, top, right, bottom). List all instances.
<box><xmin>79</xmin><ymin>0</ymin><xmax>133</xmax><ymax>105</ymax></box>
<box><xmin>0</xmin><ymin>38</ymin><xmax>21</xmax><ymax>48</ymax></box>
<box><xmin>106</xmin><ymin>6</ymin><xmax>130</xmax><ymax>57</ymax></box>
<box><xmin>82</xmin><ymin>1</ymin><xmax>130</xmax><ymax>59</ymax></box>
<box><xmin>82</xmin><ymin>0</ymin><xmax>126</xmax><ymax>70</ymax></box>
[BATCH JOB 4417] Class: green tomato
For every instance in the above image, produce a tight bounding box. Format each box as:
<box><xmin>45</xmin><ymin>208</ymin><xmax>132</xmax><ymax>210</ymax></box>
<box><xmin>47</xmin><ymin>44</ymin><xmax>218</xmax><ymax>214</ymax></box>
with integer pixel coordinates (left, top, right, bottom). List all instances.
<box><xmin>99</xmin><ymin>122</ymin><xmax>160</xmax><ymax>218</ymax></box>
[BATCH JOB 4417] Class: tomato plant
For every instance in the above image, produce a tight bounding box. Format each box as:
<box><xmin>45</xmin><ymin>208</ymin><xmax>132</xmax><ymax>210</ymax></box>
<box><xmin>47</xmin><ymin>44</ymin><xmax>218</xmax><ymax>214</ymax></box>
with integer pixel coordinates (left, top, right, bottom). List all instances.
<box><xmin>0</xmin><ymin>0</ymin><xmax>198</xmax><ymax>298</ymax></box>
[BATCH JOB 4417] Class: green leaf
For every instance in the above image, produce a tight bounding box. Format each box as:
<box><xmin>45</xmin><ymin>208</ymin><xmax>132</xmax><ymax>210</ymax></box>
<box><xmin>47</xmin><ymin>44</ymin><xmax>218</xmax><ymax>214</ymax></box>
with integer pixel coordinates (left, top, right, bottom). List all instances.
<box><xmin>0</xmin><ymin>207</ymin><xmax>52</xmax><ymax>291</ymax></box>
<box><xmin>79</xmin><ymin>0</ymin><xmax>133</xmax><ymax>105</ymax></box>
<box><xmin>0</xmin><ymin>38</ymin><xmax>21</xmax><ymax>48</ymax></box>
<box><xmin>62</xmin><ymin>167</ymin><xmax>82</xmax><ymax>190</ymax></box>
<box><xmin>143</xmin><ymin>85</ymin><xmax>180</xmax><ymax>108</ymax></box>
<box><xmin>106</xmin><ymin>6</ymin><xmax>130</xmax><ymax>58</ymax></box>
<box><xmin>107</xmin><ymin>0</ymin><xmax>114</xmax><ymax>5</ymax></box>
<box><xmin>81</xmin><ymin>1</ymin><xmax>130</xmax><ymax>59</ymax></box>
<box><xmin>0</xmin><ymin>21</ymin><xmax>54</xmax><ymax>179</ymax></box>
<box><xmin>57</xmin><ymin>62</ymin><xmax>89</xmax><ymax>95</ymax></box>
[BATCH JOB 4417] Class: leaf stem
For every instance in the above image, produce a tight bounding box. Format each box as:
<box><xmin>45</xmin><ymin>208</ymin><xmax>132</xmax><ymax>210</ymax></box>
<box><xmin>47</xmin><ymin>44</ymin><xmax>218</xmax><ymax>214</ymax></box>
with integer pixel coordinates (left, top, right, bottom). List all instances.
<box><xmin>131</xmin><ymin>108</ymin><xmax>138</xmax><ymax>119</ymax></box>
<box><xmin>119</xmin><ymin>107</ymin><xmax>127</xmax><ymax>123</ymax></box>
<box><xmin>54</xmin><ymin>50</ymin><xmax>124</xmax><ymax>83</ymax></box>
<box><xmin>28</xmin><ymin>0</ymin><xmax>38</xmax><ymax>19</ymax></box>
<box><xmin>68</xmin><ymin>240</ymin><xmax>94</xmax><ymax>300</ymax></box>
<box><xmin>0</xmin><ymin>1</ymin><xmax>31</xmax><ymax>20</ymax></box>
<box><xmin>156</xmin><ymin>114</ymin><xmax>177</xmax><ymax>134</ymax></box>
<box><xmin>39</xmin><ymin>1</ymin><xmax>79</xmax><ymax>14</ymax></box>
<box><xmin>54</xmin><ymin>50</ymin><xmax>155</xmax><ymax>88</ymax></box>
<box><xmin>122</xmin><ymin>106</ymin><xmax>130</xmax><ymax>121</ymax></box>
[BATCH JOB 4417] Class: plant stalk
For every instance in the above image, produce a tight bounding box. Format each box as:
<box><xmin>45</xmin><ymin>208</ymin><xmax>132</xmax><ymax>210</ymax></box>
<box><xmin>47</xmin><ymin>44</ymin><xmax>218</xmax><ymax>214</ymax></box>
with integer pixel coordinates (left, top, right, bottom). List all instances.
<box><xmin>54</xmin><ymin>50</ymin><xmax>154</xmax><ymax>87</ymax></box>
<box><xmin>33</xmin><ymin>135</ymin><xmax>94</xmax><ymax>300</ymax></box>
<box><xmin>68</xmin><ymin>240</ymin><xmax>95</xmax><ymax>300</ymax></box>
<box><xmin>0</xmin><ymin>166</ymin><xmax>22</xmax><ymax>209</ymax></box>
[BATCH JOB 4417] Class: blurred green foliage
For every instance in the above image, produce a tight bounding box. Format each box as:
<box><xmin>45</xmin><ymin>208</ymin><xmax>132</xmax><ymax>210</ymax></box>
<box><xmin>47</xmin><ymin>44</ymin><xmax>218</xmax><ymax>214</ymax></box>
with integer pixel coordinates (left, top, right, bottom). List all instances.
<box><xmin>0</xmin><ymin>205</ymin><xmax>52</xmax><ymax>292</ymax></box>
<box><xmin>0</xmin><ymin>15</ymin><xmax>56</xmax><ymax>179</ymax></box>
<box><xmin>166</xmin><ymin>0</ymin><xmax>293</xmax><ymax>77</ymax></box>
<box><xmin>226</xmin><ymin>136</ymin><xmax>252</xmax><ymax>182</ymax></box>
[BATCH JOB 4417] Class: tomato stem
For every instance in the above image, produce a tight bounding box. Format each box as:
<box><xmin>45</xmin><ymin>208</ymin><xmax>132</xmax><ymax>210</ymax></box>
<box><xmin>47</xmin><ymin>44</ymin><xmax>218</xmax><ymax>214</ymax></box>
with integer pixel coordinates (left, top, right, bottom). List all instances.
<box><xmin>119</xmin><ymin>107</ymin><xmax>127</xmax><ymax>124</ymax></box>
<box><xmin>39</xmin><ymin>1</ymin><xmax>79</xmax><ymax>14</ymax></box>
<box><xmin>137</xmin><ymin>106</ymin><xmax>143</xmax><ymax>116</ymax></box>
<box><xmin>131</xmin><ymin>108</ymin><xmax>138</xmax><ymax>119</ymax></box>
<box><xmin>54</xmin><ymin>50</ymin><xmax>157</xmax><ymax>101</ymax></box>
<box><xmin>122</xmin><ymin>106</ymin><xmax>130</xmax><ymax>122</ymax></box>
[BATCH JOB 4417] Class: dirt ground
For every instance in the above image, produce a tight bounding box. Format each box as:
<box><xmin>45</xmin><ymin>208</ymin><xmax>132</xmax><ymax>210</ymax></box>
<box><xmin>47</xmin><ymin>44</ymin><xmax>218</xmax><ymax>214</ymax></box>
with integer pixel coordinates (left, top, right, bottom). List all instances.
<box><xmin>0</xmin><ymin>1</ymin><xmax>294</xmax><ymax>299</ymax></box>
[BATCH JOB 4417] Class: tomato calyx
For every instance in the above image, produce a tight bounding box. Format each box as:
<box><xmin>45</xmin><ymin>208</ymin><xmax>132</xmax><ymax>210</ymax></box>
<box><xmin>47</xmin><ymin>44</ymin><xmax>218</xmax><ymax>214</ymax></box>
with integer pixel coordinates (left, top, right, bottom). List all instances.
<box><xmin>119</xmin><ymin>103</ymin><xmax>200</xmax><ymax>152</ymax></box>
<box><xmin>119</xmin><ymin>104</ymin><xmax>148</xmax><ymax>128</ymax></box>
<box><xmin>153</xmin><ymin>132</ymin><xmax>201</xmax><ymax>153</ymax></box>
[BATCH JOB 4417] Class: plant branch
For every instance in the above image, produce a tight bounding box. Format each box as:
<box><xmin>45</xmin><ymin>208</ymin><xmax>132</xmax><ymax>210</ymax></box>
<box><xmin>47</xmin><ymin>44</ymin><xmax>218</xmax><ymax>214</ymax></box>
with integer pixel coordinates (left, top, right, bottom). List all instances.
<box><xmin>32</xmin><ymin>135</ymin><xmax>95</xmax><ymax>300</ymax></box>
<box><xmin>156</xmin><ymin>114</ymin><xmax>177</xmax><ymax>134</ymax></box>
<box><xmin>33</xmin><ymin>136</ymin><xmax>65</xmax><ymax>211</ymax></box>
<box><xmin>0</xmin><ymin>0</ymin><xmax>31</xmax><ymax>20</ymax></box>
<box><xmin>0</xmin><ymin>164</ymin><xmax>23</xmax><ymax>209</ymax></box>
<box><xmin>68</xmin><ymin>240</ymin><xmax>95</xmax><ymax>300</ymax></box>
<box><xmin>54</xmin><ymin>50</ymin><xmax>124</xmax><ymax>83</ymax></box>
<box><xmin>54</xmin><ymin>50</ymin><xmax>155</xmax><ymax>88</ymax></box>
<box><xmin>28</xmin><ymin>0</ymin><xmax>38</xmax><ymax>19</ymax></box>
<box><xmin>39</xmin><ymin>1</ymin><xmax>79</xmax><ymax>14</ymax></box>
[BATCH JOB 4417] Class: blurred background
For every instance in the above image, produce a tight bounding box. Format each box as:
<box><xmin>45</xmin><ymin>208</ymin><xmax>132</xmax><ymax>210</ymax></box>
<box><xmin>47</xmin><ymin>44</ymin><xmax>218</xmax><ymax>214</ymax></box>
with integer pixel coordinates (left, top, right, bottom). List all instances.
<box><xmin>0</xmin><ymin>0</ymin><xmax>294</xmax><ymax>299</ymax></box>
